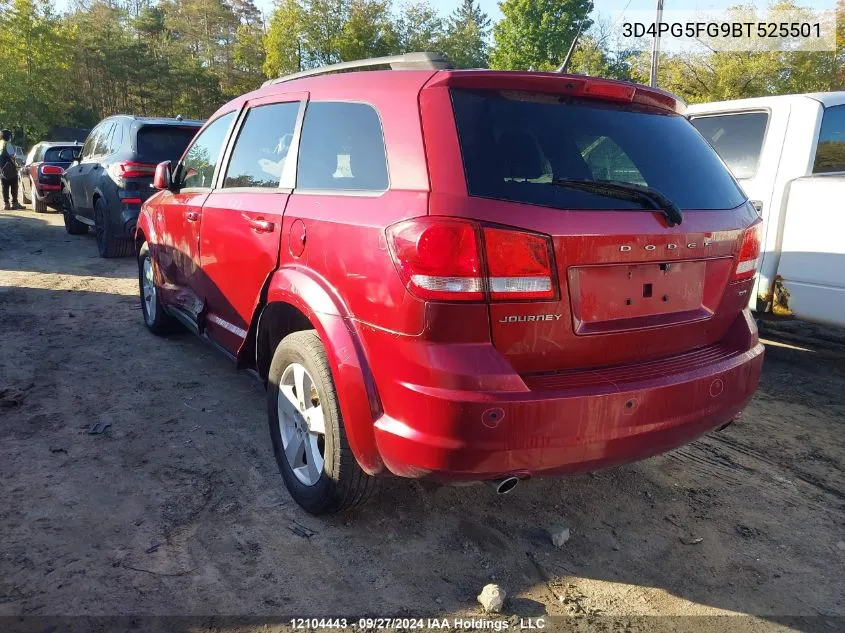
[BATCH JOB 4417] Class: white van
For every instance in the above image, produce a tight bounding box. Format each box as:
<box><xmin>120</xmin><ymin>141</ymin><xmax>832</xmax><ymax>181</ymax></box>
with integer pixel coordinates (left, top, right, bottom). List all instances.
<box><xmin>688</xmin><ymin>93</ymin><xmax>845</xmax><ymax>328</ymax></box>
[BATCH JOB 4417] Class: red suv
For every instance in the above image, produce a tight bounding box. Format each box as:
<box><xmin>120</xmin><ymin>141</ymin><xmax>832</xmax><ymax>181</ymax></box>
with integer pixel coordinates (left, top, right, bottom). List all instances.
<box><xmin>135</xmin><ymin>53</ymin><xmax>764</xmax><ymax>514</ymax></box>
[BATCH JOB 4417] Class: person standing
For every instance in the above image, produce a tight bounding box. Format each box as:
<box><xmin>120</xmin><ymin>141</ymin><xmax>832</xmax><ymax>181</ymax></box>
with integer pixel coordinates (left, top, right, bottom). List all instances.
<box><xmin>0</xmin><ymin>129</ymin><xmax>24</xmax><ymax>210</ymax></box>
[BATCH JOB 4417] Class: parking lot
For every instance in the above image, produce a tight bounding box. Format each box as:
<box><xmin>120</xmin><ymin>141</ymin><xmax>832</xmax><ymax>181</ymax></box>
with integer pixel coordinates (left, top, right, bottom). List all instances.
<box><xmin>1</xmin><ymin>208</ymin><xmax>843</xmax><ymax>631</ymax></box>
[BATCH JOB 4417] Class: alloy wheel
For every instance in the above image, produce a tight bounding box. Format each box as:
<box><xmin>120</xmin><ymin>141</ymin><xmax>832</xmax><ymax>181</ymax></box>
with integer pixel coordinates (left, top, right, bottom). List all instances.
<box><xmin>277</xmin><ymin>362</ymin><xmax>326</xmax><ymax>486</ymax></box>
<box><xmin>141</xmin><ymin>256</ymin><xmax>156</xmax><ymax>324</ymax></box>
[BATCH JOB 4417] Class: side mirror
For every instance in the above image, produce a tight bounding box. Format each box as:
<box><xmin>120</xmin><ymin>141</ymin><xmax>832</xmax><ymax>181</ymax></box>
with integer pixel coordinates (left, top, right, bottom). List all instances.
<box><xmin>153</xmin><ymin>161</ymin><xmax>173</xmax><ymax>191</ymax></box>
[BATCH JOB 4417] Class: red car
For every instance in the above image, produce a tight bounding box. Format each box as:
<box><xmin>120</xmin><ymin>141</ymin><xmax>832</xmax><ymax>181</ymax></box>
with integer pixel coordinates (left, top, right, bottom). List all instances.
<box><xmin>19</xmin><ymin>142</ymin><xmax>82</xmax><ymax>212</ymax></box>
<box><xmin>135</xmin><ymin>53</ymin><xmax>764</xmax><ymax>514</ymax></box>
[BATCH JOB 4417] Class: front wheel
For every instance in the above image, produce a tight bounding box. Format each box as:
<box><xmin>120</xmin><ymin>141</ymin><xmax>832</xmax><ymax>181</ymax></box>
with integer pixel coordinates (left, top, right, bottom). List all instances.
<box><xmin>268</xmin><ymin>330</ymin><xmax>376</xmax><ymax>514</ymax></box>
<box><xmin>138</xmin><ymin>242</ymin><xmax>177</xmax><ymax>335</ymax></box>
<box><xmin>62</xmin><ymin>189</ymin><xmax>88</xmax><ymax>235</ymax></box>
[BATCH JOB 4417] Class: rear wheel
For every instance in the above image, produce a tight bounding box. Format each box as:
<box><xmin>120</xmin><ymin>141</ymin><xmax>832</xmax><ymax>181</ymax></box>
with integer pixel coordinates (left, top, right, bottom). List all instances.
<box><xmin>33</xmin><ymin>185</ymin><xmax>48</xmax><ymax>213</ymax></box>
<box><xmin>268</xmin><ymin>330</ymin><xmax>376</xmax><ymax>514</ymax></box>
<box><xmin>138</xmin><ymin>242</ymin><xmax>176</xmax><ymax>335</ymax></box>
<box><xmin>94</xmin><ymin>196</ymin><xmax>132</xmax><ymax>257</ymax></box>
<box><xmin>62</xmin><ymin>188</ymin><xmax>87</xmax><ymax>235</ymax></box>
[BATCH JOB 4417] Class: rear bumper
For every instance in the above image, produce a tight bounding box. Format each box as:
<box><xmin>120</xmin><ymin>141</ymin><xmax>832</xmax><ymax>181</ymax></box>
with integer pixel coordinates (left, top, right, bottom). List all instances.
<box><xmin>112</xmin><ymin>201</ymin><xmax>143</xmax><ymax>239</ymax></box>
<box><xmin>367</xmin><ymin>311</ymin><xmax>764</xmax><ymax>481</ymax></box>
<box><xmin>33</xmin><ymin>185</ymin><xmax>63</xmax><ymax>205</ymax></box>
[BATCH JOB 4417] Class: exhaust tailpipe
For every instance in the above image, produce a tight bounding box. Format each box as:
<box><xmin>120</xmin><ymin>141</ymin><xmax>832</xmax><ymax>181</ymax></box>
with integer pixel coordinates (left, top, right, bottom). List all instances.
<box><xmin>490</xmin><ymin>476</ymin><xmax>520</xmax><ymax>495</ymax></box>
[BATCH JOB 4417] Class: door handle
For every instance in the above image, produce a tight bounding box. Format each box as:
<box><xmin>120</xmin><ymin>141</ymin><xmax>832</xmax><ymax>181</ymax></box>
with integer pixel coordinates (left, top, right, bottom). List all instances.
<box><xmin>246</xmin><ymin>217</ymin><xmax>275</xmax><ymax>233</ymax></box>
<box><xmin>185</xmin><ymin>211</ymin><xmax>200</xmax><ymax>222</ymax></box>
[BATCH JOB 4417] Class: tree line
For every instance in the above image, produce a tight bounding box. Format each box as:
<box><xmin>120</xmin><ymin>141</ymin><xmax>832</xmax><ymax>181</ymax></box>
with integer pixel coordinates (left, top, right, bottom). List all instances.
<box><xmin>1</xmin><ymin>0</ymin><xmax>843</xmax><ymax>147</ymax></box>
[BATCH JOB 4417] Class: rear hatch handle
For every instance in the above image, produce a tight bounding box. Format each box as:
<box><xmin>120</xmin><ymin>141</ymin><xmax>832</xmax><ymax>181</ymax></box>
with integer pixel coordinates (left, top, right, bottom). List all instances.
<box><xmin>550</xmin><ymin>178</ymin><xmax>684</xmax><ymax>227</ymax></box>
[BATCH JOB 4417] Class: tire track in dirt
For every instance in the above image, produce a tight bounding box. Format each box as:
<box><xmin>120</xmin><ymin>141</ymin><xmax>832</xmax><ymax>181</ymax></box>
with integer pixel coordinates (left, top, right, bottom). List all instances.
<box><xmin>3</xmin><ymin>209</ymin><xmax>845</xmax><ymax>625</ymax></box>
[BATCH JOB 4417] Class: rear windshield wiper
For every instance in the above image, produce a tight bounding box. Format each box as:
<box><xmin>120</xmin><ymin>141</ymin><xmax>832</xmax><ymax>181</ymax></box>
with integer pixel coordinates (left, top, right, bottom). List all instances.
<box><xmin>550</xmin><ymin>178</ymin><xmax>684</xmax><ymax>227</ymax></box>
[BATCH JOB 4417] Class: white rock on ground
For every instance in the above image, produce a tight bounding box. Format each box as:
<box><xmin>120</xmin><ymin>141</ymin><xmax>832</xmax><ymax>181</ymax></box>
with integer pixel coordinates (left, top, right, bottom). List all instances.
<box><xmin>550</xmin><ymin>526</ymin><xmax>571</xmax><ymax>548</ymax></box>
<box><xmin>477</xmin><ymin>584</ymin><xmax>506</xmax><ymax>613</ymax></box>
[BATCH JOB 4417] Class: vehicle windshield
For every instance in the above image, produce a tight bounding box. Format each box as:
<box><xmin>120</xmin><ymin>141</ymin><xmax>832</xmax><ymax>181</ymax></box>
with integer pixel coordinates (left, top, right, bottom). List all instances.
<box><xmin>137</xmin><ymin>126</ymin><xmax>200</xmax><ymax>164</ymax></box>
<box><xmin>450</xmin><ymin>89</ymin><xmax>746</xmax><ymax>211</ymax></box>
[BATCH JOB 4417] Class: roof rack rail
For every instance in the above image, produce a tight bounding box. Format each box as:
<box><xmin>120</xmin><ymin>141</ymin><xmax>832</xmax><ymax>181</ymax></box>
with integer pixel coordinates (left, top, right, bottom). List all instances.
<box><xmin>263</xmin><ymin>52</ymin><xmax>452</xmax><ymax>87</ymax></box>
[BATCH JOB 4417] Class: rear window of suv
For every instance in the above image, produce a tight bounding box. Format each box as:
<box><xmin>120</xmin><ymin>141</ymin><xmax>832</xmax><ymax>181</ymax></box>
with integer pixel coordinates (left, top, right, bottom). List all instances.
<box><xmin>137</xmin><ymin>126</ymin><xmax>200</xmax><ymax>164</ymax></box>
<box><xmin>690</xmin><ymin>111</ymin><xmax>768</xmax><ymax>179</ymax></box>
<box><xmin>43</xmin><ymin>146</ymin><xmax>78</xmax><ymax>162</ymax></box>
<box><xmin>451</xmin><ymin>89</ymin><xmax>746</xmax><ymax>211</ymax></box>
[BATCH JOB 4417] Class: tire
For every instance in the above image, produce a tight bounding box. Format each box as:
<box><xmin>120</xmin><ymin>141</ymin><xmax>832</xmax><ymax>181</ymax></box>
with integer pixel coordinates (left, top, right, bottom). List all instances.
<box><xmin>268</xmin><ymin>330</ymin><xmax>376</xmax><ymax>514</ymax></box>
<box><xmin>94</xmin><ymin>196</ymin><xmax>132</xmax><ymax>258</ymax></box>
<box><xmin>61</xmin><ymin>189</ymin><xmax>88</xmax><ymax>235</ymax></box>
<box><xmin>138</xmin><ymin>242</ymin><xmax>177</xmax><ymax>335</ymax></box>
<box><xmin>33</xmin><ymin>192</ymin><xmax>48</xmax><ymax>213</ymax></box>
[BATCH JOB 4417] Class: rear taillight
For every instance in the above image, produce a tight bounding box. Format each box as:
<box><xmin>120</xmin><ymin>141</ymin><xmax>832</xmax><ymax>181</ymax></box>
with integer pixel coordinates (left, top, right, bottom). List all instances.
<box><xmin>733</xmin><ymin>222</ymin><xmax>762</xmax><ymax>282</ymax></box>
<box><xmin>109</xmin><ymin>161</ymin><xmax>156</xmax><ymax>180</ymax></box>
<box><xmin>482</xmin><ymin>226</ymin><xmax>555</xmax><ymax>300</ymax></box>
<box><xmin>40</xmin><ymin>165</ymin><xmax>63</xmax><ymax>175</ymax></box>
<box><xmin>386</xmin><ymin>218</ymin><xmax>556</xmax><ymax>302</ymax></box>
<box><xmin>386</xmin><ymin>218</ymin><xmax>483</xmax><ymax>301</ymax></box>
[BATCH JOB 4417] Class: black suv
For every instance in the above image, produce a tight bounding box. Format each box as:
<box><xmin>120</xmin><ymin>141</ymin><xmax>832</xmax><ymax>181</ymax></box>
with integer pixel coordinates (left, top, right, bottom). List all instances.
<box><xmin>62</xmin><ymin>115</ymin><xmax>203</xmax><ymax>257</ymax></box>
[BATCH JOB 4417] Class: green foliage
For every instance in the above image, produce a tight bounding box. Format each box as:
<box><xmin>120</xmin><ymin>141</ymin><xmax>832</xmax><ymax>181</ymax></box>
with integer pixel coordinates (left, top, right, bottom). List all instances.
<box><xmin>336</xmin><ymin>0</ymin><xmax>399</xmax><ymax>61</ymax></box>
<box><xmin>264</xmin><ymin>0</ymin><xmax>401</xmax><ymax>75</ymax></box>
<box><xmin>440</xmin><ymin>0</ymin><xmax>491</xmax><ymax>68</ymax></box>
<box><xmin>1</xmin><ymin>0</ymin><xmax>844</xmax><ymax>149</ymax></box>
<box><xmin>264</xmin><ymin>0</ymin><xmax>489</xmax><ymax>73</ymax></box>
<box><xmin>491</xmin><ymin>0</ymin><xmax>593</xmax><ymax>71</ymax></box>
<box><xmin>394</xmin><ymin>2</ymin><xmax>443</xmax><ymax>53</ymax></box>
<box><xmin>0</xmin><ymin>0</ymin><xmax>73</xmax><ymax>141</ymax></box>
<box><xmin>0</xmin><ymin>0</ymin><xmax>265</xmax><ymax>146</ymax></box>
<box><xmin>627</xmin><ymin>1</ymin><xmax>844</xmax><ymax>104</ymax></box>
<box><xmin>264</xmin><ymin>0</ymin><xmax>307</xmax><ymax>76</ymax></box>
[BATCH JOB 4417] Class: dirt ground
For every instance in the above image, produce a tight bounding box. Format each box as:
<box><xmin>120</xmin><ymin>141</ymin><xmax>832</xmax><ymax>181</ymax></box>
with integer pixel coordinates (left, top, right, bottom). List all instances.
<box><xmin>1</xmin><ymin>208</ymin><xmax>843</xmax><ymax>633</ymax></box>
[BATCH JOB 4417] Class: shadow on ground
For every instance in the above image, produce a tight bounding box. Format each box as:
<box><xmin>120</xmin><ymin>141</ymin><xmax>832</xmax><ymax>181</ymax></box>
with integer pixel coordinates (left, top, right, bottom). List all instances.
<box><xmin>0</xmin><ymin>211</ymin><xmax>843</xmax><ymax>633</ymax></box>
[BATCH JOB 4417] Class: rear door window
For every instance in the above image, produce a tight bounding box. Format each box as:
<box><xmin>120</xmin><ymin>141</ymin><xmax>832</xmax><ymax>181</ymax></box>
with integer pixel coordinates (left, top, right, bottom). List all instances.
<box><xmin>813</xmin><ymin>104</ymin><xmax>845</xmax><ymax>173</ymax></box>
<box><xmin>179</xmin><ymin>113</ymin><xmax>235</xmax><ymax>190</ymax></box>
<box><xmin>690</xmin><ymin>112</ymin><xmax>768</xmax><ymax>179</ymax></box>
<box><xmin>223</xmin><ymin>102</ymin><xmax>300</xmax><ymax>189</ymax></box>
<box><xmin>93</xmin><ymin>122</ymin><xmax>114</xmax><ymax>157</ymax></box>
<box><xmin>137</xmin><ymin>126</ymin><xmax>201</xmax><ymax>164</ymax></box>
<box><xmin>82</xmin><ymin>127</ymin><xmax>99</xmax><ymax>159</ymax></box>
<box><xmin>451</xmin><ymin>89</ymin><xmax>746</xmax><ymax>211</ymax></box>
<box><xmin>296</xmin><ymin>102</ymin><xmax>388</xmax><ymax>191</ymax></box>
<box><xmin>109</xmin><ymin>122</ymin><xmax>125</xmax><ymax>154</ymax></box>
